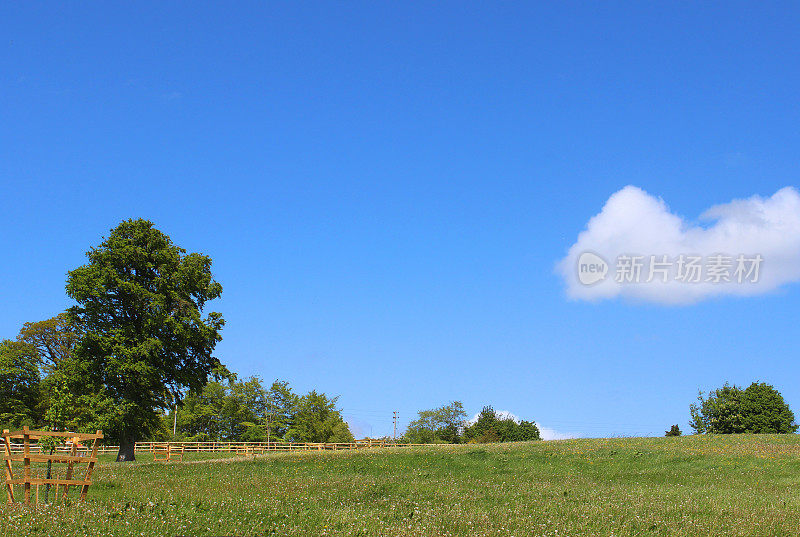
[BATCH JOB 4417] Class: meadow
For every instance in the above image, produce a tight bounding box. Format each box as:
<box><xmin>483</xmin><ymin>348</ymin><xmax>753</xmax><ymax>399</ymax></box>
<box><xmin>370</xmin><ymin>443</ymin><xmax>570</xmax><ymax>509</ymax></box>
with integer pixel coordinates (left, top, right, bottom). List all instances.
<box><xmin>2</xmin><ymin>435</ymin><xmax>799</xmax><ymax>536</ymax></box>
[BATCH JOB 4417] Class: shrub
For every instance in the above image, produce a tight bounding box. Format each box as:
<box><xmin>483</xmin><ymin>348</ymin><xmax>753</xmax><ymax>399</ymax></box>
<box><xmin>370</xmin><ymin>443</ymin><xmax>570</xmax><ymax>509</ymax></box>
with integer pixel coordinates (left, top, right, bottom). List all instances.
<box><xmin>665</xmin><ymin>424</ymin><xmax>682</xmax><ymax>437</ymax></box>
<box><xmin>690</xmin><ymin>382</ymin><xmax>797</xmax><ymax>434</ymax></box>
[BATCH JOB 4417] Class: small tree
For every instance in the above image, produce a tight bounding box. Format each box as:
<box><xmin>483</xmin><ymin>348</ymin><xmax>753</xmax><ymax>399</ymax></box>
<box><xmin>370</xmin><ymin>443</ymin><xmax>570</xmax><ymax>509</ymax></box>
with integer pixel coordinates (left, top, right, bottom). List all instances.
<box><xmin>403</xmin><ymin>409</ymin><xmax>438</xmax><ymax>444</ymax></box>
<box><xmin>403</xmin><ymin>401</ymin><xmax>467</xmax><ymax>444</ymax></box>
<box><xmin>665</xmin><ymin>424</ymin><xmax>682</xmax><ymax>437</ymax></box>
<box><xmin>512</xmin><ymin>420</ymin><xmax>541</xmax><ymax>441</ymax></box>
<box><xmin>689</xmin><ymin>384</ymin><xmax>744</xmax><ymax>434</ymax></box>
<box><xmin>436</xmin><ymin>401</ymin><xmax>468</xmax><ymax>443</ymax></box>
<box><xmin>462</xmin><ymin>406</ymin><xmax>541</xmax><ymax>443</ymax></box>
<box><xmin>66</xmin><ymin>219</ymin><xmax>225</xmax><ymax>461</ymax></box>
<box><xmin>690</xmin><ymin>382</ymin><xmax>797</xmax><ymax>434</ymax></box>
<box><xmin>264</xmin><ymin>380</ymin><xmax>298</xmax><ymax>440</ymax></box>
<box><xmin>234</xmin><ymin>376</ymin><xmax>270</xmax><ymax>442</ymax></box>
<box><xmin>464</xmin><ymin>406</ymin><xmax>499</xmax><ymax>443</ymax></box>
<box><xmin>740</xmin><ymin>382</ymin><xmax>798</xmax><ymax>434</ymax></box>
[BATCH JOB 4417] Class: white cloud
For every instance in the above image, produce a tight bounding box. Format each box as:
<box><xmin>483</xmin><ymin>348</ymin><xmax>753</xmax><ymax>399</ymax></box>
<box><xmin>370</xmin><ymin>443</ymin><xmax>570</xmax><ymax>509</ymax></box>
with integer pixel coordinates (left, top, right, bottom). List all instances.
<box><xmin>535</xmin><ymin>426</ymin><xmax>578</xmax><ymax>441</ymax></box>
<box><xmin>557</xmin><ymin>186</ymin><xmax>800</xmax><ymax>304</ymax></box>
<box><xmin>467</xmin><ymin>410</ymin><xmax>579</xmax><ymax>441</ymax></box>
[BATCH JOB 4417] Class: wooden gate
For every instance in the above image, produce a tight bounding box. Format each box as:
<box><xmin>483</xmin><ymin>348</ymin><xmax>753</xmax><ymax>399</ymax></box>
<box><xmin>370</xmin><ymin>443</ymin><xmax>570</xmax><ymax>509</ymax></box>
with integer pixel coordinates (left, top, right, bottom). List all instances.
<box><xmin>151</xmin><ymin>442</ymin><xmax>184</xmax><ymax>462</ymax></box>
<box><xmin>3</xmin><ymin>427</ymin><xmax>103</xmax><ymax>505</ymax></box>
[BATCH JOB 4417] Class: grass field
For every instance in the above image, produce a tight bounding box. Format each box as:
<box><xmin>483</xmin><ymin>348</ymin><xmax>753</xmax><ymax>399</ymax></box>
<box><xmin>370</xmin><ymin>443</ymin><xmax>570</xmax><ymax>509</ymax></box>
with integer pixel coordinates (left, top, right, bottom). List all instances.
<box><xmin>2</xmin><ymin>435</ymin><xmax>800</xmax><ymax>536</ymax></box>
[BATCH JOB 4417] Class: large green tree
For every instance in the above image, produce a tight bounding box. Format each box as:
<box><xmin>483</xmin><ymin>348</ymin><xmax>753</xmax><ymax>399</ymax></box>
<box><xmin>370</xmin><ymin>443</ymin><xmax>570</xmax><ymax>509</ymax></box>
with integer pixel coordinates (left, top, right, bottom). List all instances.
<box><xmin>66</xmin><ymin>219</ymin><xmax>224</xmax><ymax>460</ymax></box>
<box><xmin>690</xmin><ymin>382</ymin><xmax>797</xmax><ymax>434</ymax></box>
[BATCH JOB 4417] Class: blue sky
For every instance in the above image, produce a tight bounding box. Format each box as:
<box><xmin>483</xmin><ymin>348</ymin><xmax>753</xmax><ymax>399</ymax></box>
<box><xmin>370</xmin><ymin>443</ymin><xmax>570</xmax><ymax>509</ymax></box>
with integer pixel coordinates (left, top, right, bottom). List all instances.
<box><xmin>3</xmin><ymin>3</ymin><xmax>800</xmax><ymax>438</ymax></box>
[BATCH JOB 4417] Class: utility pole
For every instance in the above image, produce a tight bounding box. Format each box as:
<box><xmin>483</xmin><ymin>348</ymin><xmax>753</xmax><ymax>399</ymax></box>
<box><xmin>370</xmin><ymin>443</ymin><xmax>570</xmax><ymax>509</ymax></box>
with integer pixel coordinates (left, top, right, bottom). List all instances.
<box><xmin>393</xmin><ymin>411</ymin><xmax>398</xmax><ymax>443</ymax></box>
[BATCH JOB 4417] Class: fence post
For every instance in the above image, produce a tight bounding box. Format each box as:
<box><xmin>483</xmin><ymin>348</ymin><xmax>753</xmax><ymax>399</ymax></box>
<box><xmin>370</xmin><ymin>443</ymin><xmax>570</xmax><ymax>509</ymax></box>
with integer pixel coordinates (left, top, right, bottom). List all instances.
<box><xmin>62</xmin><ymin>436</ymin><xmax>79</xmax><ymax>501</ymax></box>
<box><xmin>22</xmin><ymin>426</ymin><xmax>31</xmax><ymax>506</ymax></box>
<box><xmin>3</xmin><ymin>430</ymin><xmax>14</xmax><ymax>504</ymax></box>
<box><xmin>79</xmin><ymin>431</ymin><xmax>103</xmax><ymax>501</ymax></box>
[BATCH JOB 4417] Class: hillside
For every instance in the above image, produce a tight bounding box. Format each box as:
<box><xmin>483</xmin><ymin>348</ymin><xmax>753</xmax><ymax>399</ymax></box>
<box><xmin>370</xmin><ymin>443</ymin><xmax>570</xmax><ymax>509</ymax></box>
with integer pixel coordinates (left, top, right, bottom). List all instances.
<box><xmin>3</xmin><ymin>435</ymin><xmax>800</xmax><ymax>536</ymax></box>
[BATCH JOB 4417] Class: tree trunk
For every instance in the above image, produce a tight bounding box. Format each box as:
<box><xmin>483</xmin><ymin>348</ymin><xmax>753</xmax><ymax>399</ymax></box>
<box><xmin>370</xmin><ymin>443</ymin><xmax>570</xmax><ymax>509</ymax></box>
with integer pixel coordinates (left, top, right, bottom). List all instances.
<box><xmin>116</xmin><ymin>435</ymin><xmax>136</xmax><ymax>462</ymax></box>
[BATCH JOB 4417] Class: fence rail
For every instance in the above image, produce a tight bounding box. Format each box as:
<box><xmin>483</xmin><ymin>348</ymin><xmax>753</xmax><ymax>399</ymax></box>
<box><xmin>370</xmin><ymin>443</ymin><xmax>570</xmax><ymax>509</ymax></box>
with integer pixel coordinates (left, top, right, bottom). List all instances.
<box><xmin>7</xmin><ymin>443</ymin><xmax>118</xmax><ymax>455</ymax></box>
<box><xmin>7</xmin><ymin>440</ymin><xmax>432</xmax><ymax>455</ymax></box>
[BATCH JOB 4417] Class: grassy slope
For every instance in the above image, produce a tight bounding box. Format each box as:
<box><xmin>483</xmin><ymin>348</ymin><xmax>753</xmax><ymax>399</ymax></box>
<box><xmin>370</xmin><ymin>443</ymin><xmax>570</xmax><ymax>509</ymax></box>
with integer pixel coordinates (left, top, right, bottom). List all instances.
<box><xmin>2</xmin><ymin>435</ymin><xmax>800</xmax><ymax>536</ymax></box>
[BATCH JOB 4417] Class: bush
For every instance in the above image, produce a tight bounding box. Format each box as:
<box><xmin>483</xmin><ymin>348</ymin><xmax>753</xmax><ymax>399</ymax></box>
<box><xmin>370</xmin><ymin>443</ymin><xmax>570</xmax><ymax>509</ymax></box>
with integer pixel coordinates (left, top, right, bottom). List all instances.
<box><xmin>690</xmin><ymin>382</ymin><xmax>798</xmax><ymax>434</ymax></box>
<box><xmin>665</xmin><ymin>424</ymin><xmax>682</xmax><ymax>437</ymax></box>
<box><xmin>462</xmin><ymin>406</ymin><xmax>541</xmax><ymax>443</ymax></box>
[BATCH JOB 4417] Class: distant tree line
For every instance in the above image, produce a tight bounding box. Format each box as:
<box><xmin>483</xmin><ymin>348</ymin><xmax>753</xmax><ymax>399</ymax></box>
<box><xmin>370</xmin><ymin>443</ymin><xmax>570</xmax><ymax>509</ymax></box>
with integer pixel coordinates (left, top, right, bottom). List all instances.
<box><xmin>168</xmin><ymin>371</ymin><xmax>353</xmax><ymax>443</ymax></box>
<box><xmin>401</xmin><ymin>402</ymin><xmax>541</xmax><ymax>444</ymax></box>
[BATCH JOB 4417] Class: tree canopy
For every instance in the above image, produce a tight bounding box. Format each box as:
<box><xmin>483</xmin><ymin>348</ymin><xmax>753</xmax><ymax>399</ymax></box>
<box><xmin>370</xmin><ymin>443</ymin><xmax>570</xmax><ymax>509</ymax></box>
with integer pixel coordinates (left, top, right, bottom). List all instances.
<box><xmin>403</xmin><ymin>401</ymin><xmax>467</xmax><ymax>444</ymax></box>
<box><xmin>462</xmin><ymin>406</ymin><xmax>541</xmax><ymax>443</ymax></box>
<box><xmin>690</xmin><ymin>382</ymin><xmax>798</xmax><ymax>434</ymax></box>
<box><xmin>0</xmin><ymin>340</ymin><xmax>40</xmax><ymax>428</ymax></box>
<box><xmin>17</xmin><ymin>312</ymin><xmax>78</xmax><ymax>372</ymax></box>
<box><xmin>286</xmin><ymin>390</ymin><xmax>354</xmax><ymax>443</ymax></box>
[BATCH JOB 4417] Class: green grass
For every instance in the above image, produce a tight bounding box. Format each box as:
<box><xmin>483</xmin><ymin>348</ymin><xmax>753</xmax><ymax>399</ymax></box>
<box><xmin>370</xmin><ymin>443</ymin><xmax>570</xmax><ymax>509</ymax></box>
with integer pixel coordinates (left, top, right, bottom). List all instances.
<box><xmin>3</xmin><ymin>435</ymin><xmax>800</xmax><ymax>536</ymax></box>
<box><xmin>94</xmin><ymin>451</ymin><xmax>245</xmax><ymax>464</ymax></box>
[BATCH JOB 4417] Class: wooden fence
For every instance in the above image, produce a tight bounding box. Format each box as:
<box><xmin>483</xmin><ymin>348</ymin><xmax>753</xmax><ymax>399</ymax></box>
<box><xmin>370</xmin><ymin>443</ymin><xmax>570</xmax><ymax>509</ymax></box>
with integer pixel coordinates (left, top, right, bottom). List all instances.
<box><xmin>151</xmin><ymin>442</ymin><xmax>184</xmax><ymax>462</ymax></box>
<box><xmin>7</xmin><ymin>439</ymin><xmax>431</xmax><ymax>455</ymax></box>
<box><xmin>3</xmin><ymin>427</ymin><xmax>103</xmax><ymax>506</ymax></box>
<box><xmin>134</xmin><ymin>440</ymin><xmax>425</xmax><ymax>453</ymax></box>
